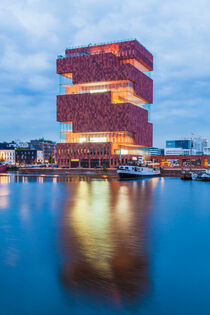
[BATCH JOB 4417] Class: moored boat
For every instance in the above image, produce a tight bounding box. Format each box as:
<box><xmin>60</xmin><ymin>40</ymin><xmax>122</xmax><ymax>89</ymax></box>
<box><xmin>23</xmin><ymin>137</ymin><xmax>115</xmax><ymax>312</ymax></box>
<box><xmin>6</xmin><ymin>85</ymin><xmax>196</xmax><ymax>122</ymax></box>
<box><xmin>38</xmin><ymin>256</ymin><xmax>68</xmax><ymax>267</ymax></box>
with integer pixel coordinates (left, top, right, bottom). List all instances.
<box><xmin>182</xmin><ymin>169</ymin><xmax>210</xmax><ymax>181</ymax></box>
<box><xmin>194</xmin><ymin>169</ymin><xmax>210</xmax><ymax>181</ymax></box>
<box><xmin>117</xmin><ymin>158</ymin><xmax>160</xmax><ymax>179</ymax></box>
<box><xmin>180</xmin><ymin>170</ymin><xmax>192</xmax><ymax>180</ymax></box>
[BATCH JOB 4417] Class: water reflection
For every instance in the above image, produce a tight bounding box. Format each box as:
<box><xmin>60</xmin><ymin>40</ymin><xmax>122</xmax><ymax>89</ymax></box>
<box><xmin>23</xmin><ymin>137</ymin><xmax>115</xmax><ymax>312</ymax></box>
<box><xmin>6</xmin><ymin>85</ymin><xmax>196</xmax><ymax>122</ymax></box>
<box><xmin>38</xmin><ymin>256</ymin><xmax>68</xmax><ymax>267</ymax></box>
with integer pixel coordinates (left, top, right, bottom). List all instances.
<box><xmin>0</xmin><ymin>176</ymin><xmax>10</xmax><ymax>209</ymax></box>
<box><xmin>1</xmin><ymin>174</ymin><xmax>210</xmax><ymax>314</ymax></box>
<box><xmin>0</xmin><ymin>175</ymin><xmax>156</xmax><ymax>304</ymax></box>
<box><xmin>60</xmin><ymin>178</ymin><xmax>155</xmax><ymax>303</ymax></box>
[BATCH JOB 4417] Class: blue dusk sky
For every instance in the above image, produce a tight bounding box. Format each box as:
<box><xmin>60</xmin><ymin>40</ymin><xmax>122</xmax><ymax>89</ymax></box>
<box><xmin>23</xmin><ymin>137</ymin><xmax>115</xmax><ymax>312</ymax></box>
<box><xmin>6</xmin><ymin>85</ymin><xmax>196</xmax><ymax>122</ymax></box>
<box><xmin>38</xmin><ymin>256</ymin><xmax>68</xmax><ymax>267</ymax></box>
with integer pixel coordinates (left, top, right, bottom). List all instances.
<box><xmin>0</xmin><ymin>0</ymin><xmax>210</xmax><ymax>147</ymax></box>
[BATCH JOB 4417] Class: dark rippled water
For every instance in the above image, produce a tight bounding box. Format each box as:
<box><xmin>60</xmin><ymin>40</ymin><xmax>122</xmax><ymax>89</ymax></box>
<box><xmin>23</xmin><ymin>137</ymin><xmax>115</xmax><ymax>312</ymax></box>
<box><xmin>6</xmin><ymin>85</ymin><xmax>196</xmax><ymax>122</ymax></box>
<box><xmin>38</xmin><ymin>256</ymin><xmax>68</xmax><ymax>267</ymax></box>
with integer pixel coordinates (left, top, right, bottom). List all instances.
<box><xmin>0</xmin><ymin>174</ymin><xmax>210</xmax><ymax>314</ymax></box>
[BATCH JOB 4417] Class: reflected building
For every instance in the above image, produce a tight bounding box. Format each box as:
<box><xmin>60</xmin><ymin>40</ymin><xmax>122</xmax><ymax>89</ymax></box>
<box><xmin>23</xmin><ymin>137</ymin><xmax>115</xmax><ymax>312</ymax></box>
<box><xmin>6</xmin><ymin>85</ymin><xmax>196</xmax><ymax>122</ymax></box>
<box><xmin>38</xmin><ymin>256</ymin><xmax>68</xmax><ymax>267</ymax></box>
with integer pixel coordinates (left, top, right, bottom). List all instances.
<box><xmin>0</xmin><ymin>176</ymin><xmax>10</xmax><ymax>210</ymax></box>
<box><xmin>59</xmin><ymin>178</ymin><xmax>155</xmax><ymax>303</ymax></box>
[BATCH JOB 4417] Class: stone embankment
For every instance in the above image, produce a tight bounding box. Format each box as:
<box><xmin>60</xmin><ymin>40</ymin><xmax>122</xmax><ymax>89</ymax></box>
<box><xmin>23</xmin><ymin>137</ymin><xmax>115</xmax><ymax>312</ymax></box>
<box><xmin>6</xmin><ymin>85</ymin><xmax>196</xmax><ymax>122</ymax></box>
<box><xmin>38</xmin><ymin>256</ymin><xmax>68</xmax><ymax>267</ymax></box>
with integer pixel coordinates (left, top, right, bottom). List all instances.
<box><xmin>160</xmin><ymin>168</ymin><xmax>206</xmax><ymax>177</ymax></box>
<box><xmin>14</xmin><ymin>167</ymin><xmax>206</xmax><ymax>177</ymax></box>
<box><xmin>17</xmin><ymin>167</ymin><xmax>117</xmax><ymax>176</ymax></box>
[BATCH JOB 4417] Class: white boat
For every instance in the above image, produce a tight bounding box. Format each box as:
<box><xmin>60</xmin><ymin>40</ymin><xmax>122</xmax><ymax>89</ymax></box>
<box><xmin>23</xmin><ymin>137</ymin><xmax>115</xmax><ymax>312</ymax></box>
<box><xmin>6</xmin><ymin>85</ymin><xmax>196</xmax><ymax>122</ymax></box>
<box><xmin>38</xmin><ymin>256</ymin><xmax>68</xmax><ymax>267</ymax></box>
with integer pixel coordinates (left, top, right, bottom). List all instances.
<box><xmin>117</xmin><ymin>159</ymin><xmax>160</xmax><ymax>179</ymax></box>
<box><xmin>191</xmin><ymin>169</ymin><xmax>210</xmax><ymax>181</ymax></box>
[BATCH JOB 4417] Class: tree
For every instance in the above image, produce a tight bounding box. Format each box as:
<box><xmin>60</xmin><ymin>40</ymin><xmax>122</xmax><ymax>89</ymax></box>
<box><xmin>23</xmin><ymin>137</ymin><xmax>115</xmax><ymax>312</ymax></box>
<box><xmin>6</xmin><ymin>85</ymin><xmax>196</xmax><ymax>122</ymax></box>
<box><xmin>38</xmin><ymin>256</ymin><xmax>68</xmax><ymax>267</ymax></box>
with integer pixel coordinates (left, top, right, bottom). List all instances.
<box><xmin>48</xmin><ymin>155</ymin><xmax>54</xmax><ymax>164</ymax></box>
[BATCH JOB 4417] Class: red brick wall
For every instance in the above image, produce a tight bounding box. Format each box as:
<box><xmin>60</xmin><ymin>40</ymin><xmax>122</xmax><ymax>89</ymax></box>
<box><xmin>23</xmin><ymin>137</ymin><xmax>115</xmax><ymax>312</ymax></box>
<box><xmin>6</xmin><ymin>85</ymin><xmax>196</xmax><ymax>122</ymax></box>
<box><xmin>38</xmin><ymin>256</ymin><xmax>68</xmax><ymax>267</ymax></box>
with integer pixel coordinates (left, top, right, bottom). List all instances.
<box><xmin>56</xmin><ymin>40</ymin><xmax>153</xmax><ymax>152</ymax></box>
<box><xmin>57</xmin><ymin>92</ymin><xmax>153</xmax><ymax>147</ymax></box>
<box><xmin>65</xmin><ymin>40</ymin><xmax>153</xmax><ymax>70</ymax></box>
<box><xmin>57</xmin><ymin>52</ymin><xmax>153</xmax><ymax>104</ymax></box>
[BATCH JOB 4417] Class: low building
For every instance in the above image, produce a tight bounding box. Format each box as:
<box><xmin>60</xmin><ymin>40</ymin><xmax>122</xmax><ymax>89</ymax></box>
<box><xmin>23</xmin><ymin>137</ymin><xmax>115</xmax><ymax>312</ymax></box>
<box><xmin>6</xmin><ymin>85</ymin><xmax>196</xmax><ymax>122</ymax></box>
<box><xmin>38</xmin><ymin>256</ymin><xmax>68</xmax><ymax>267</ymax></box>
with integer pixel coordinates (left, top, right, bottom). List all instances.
<box><xmin>13</xmin><ymin>140</ymin><xmax>29</xmax><ymax>149</ymax></box>
<box><xmin>29</xmin><ymin>139</ymin><xmax>56</xmax><ymax>162</ymax></box>
<box><xmin>0</xmin><ymin>149</ymin><xmax>16</xmax><ymax>164</ymax></box>
<box><xmin>164</xmin><ymin>137</ymin><xmax>208</xmax><ymax>155</ymax></box>
<box><xmin>15</xmin><ymin>149</ymin><xmax>37</xmax><ymax>165</ymax></box>
<box><xmin>42</xmin><ymin>142</ymin><xmax>56</xmax><ymax>163</ymax></box>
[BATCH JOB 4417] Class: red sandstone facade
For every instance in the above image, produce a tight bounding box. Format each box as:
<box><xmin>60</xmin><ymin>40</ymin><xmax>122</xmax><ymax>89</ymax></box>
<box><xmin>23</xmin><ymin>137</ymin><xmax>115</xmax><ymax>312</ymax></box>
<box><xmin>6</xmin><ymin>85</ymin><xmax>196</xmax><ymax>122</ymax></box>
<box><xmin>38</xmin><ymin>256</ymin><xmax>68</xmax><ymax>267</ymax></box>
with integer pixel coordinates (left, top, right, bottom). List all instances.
<box><xmin>56</xmin><ymin>40</ymin><xmax>153</xmax><ymax>168</ymax></box>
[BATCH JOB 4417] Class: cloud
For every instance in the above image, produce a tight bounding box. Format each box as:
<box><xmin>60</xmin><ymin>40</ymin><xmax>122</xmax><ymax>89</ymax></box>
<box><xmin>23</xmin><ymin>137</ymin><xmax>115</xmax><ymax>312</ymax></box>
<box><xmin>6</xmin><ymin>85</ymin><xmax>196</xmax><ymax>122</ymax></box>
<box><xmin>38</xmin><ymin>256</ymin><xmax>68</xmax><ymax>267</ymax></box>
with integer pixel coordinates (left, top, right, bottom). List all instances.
<box><xmin>0</xmin><ymin>0</ymin><xmax>210</xmax><ymax>147</ymax></box>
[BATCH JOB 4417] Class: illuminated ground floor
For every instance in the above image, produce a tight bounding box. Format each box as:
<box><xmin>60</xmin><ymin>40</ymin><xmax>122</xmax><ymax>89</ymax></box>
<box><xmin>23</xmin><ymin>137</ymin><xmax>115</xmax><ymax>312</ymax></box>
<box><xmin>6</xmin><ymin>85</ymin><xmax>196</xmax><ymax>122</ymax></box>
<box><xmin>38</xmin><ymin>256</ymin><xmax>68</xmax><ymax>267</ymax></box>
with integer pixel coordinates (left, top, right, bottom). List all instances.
<box><xmin>152</xmin><ymin>155</ymin><xmax>210</xmax><ymax>169</ymax></box>
<box><xmin>56</xmin><ymin>143</ymin><xmax>149</xmax><ymax>168</ymax></box>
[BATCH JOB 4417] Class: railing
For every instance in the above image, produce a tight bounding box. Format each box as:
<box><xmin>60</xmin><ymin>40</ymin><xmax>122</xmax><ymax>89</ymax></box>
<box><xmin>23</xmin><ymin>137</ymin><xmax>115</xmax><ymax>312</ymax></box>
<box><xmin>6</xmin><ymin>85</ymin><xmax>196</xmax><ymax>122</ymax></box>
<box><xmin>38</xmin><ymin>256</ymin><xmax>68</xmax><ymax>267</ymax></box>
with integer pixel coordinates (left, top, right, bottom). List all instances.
<box><xmin>57</xmin><ymin>49</ymin><xmax>117</xmax><ymax>60</ymax></box>
<box><xmin>57</xmin><ymin>38</ymin><xmax>153</xmax><ymax>62</ymax></box>
<box><xmin>66</xmin><ymin>38</ymin><xmax>137</xmax><ymax>50</ymax></box>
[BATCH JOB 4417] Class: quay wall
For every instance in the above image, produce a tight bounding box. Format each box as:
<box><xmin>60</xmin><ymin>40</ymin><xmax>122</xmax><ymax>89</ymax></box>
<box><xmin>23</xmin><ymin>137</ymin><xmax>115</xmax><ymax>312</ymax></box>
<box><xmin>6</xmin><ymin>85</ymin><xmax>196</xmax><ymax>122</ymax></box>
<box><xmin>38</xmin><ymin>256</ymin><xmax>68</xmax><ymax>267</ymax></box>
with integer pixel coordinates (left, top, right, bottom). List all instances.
<box><xmin>17</xmin><ymin>168</ymin><xmax>117</xmax><ymax>176</ymax></box>
<box><xmin>160</xmin><ymin>169</ymin><xmax>206</xmax><ymax>177</ymax></box>
<box><xmin>15</xmin><ymin>167</ymin><xmax>196</xmax><ymax>178</ymax></box>
<box><xmin>15</xmin><ymin>167</ymin><xmax>208</xmax><ymax>178</ymax></box>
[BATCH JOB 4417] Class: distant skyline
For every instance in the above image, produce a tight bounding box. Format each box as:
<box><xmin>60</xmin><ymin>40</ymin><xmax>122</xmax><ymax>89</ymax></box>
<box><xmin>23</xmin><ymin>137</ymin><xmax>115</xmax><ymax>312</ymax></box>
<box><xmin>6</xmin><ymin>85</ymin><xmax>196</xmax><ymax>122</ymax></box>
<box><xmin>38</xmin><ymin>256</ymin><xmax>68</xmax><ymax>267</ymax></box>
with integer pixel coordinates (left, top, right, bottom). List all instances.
<box><xmin>0</xmin><ymin>0</ymin><xmax>210</xmax><ymax>147</ymax></box>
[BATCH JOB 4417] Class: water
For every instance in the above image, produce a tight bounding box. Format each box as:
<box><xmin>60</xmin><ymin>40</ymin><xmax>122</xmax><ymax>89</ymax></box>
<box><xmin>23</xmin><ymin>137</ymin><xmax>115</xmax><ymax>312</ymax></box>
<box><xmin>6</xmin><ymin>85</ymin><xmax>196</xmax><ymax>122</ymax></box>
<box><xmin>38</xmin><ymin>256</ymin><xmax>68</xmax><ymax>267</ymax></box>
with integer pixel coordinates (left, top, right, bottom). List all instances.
<box><xmin>0</xmin><ymin>174</ymin><xmax>210</xmax><ymax>314</ymax></box>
